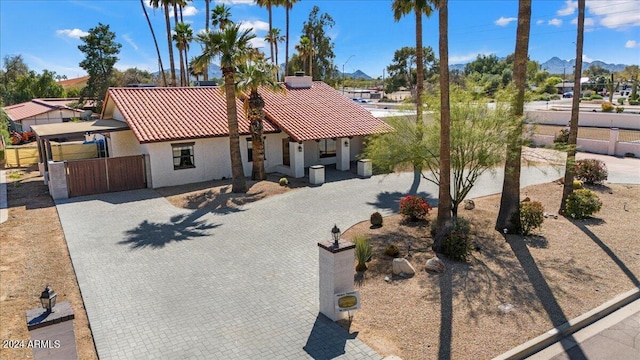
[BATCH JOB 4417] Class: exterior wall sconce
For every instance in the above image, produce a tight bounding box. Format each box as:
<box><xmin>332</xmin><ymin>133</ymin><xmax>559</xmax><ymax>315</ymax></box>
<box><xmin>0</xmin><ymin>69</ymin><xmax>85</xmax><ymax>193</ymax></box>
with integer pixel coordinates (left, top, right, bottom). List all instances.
<box><xmin>344</xmin><ymin>140</ymin><xmax>349</xmax><ymax>147</ymax></box>
<box><xmin>298</xmin><ymin>145</ymin><xmax>303</xmax><ymax>152</ymax></box>
<box><xmin>40</xmin><ymin>285</ymin><xmax>57</xmax><ymax>313</ymax></box>
<box><xmin>331</xmin><ymin>224</ymin><xmax>341</xmax><ymax>248</ymax></box>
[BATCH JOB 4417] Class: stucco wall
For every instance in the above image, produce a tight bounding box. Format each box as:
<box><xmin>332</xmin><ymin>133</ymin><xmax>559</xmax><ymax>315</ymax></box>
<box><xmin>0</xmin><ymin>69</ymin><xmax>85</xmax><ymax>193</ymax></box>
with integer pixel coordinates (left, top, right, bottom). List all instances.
<box><xmin>109</xmin><ymin>130</ymin><xmax>143</xmax><ymax>157</ymax></box>
<box><xmin>525</xmin><ymin>110</ymin><xmax>640</xmax><ymax>130</ymax></box>
<box><xmin>241</xmin><ymin>133</ymin><xmax>289</xmax><ymax>175</ymax></box>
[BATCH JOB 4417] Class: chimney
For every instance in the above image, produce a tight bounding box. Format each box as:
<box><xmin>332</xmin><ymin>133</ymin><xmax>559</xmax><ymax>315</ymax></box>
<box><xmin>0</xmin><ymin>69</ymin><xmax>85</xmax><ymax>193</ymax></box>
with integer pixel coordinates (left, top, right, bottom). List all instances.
<box><xmin>285</xmin><ymin>73</ymin><xmax>312</xmax><ymax>89</ymax></box>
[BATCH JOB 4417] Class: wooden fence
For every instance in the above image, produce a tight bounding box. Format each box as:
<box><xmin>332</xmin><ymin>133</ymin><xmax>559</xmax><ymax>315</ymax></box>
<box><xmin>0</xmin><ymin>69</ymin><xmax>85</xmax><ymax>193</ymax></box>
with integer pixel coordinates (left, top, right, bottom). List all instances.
<box><xmin>4</xmin><ymin>142</ymin><xmax>98</xmax><ymax>167</ymax></box>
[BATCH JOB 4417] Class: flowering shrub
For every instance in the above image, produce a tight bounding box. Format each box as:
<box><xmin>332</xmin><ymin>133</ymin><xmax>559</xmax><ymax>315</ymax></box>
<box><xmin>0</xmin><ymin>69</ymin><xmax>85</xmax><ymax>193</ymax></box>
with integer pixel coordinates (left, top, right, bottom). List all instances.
<box><xmin>601</xmin><ymin>102</ymin><xmax>614</xmax><ymax>112</ymax></box>
<box><xmin>519</xmin><ymin>201</ymin><xmax>544</xmax><ymax>235</ymax></box>
<box><xmin>575</xmin><ymin>159</ymin><xmax>608</xmax><ymax>185</ymax></box>
<box><xmin>399</xmin><ymin>195</ymin><xmax>432</xmax><ymax>221</ymax></box>
<box><xmin>565</xmin><ymin>189</ymin><xmax>602</xmax><ymax>219</ymax></box>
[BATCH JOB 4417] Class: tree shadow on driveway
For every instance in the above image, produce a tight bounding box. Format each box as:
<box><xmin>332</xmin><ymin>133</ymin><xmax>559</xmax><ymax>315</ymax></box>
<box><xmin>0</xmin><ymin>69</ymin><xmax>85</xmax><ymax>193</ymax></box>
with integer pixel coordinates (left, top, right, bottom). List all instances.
<box><xmin>367</xmin><ymin>191</ymin><xmax>437</xmax><ymax>214</ymax></box>
<box><xmin>119</xmin><ymin>208</ymin><xmax>220</xmax><ymax>249</ymax></box>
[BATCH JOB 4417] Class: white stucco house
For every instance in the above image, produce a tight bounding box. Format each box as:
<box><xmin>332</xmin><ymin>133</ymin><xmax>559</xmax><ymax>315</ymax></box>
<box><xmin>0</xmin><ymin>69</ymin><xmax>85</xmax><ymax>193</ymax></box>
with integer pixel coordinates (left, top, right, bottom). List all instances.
<box><xmin>99</xmin><ymin>75</ymin><xmax>392</xmax><ymax>189</ymax></box>
<box><xmin>3</xmin><ymin>98</ymin><xmax>90</xmax><ymax>132</ymax></box>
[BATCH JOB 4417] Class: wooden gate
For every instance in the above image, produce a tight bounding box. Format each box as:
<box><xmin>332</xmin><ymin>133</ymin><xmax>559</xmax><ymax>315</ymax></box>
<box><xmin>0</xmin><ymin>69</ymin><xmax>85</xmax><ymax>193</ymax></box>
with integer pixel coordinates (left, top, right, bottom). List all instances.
<box><xmin>66</xmin><ymin>155</ymin><xmax>146</xmax><ymax>197</ymax></box>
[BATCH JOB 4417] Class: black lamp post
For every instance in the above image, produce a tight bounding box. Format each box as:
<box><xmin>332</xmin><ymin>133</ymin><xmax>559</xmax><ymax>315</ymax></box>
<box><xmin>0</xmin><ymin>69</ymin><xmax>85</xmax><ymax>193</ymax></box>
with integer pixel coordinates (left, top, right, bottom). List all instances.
<box><xmin>331</xmin><ymin>224</ymin><xmax>341</xmax><ymax>248</ymax></box>
<box><xmin>39</xmin><ymin>285</ymin><xmax>57</xmax><ymax>313</ymax></box>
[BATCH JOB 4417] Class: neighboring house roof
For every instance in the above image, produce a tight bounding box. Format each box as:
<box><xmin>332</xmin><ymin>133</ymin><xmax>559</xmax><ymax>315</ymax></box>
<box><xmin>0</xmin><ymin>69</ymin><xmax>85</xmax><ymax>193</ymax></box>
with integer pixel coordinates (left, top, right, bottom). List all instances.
<box><xmin>102</xmin><ymin>87</ymin><xmax>280</xmax><ymax>143</ymax></box>
<box><xmin>3</xmin><ymin>99</ymin><xmax>83</xmax><ymax>122</ymax></box>
<box><xmin>261</xmin><ymin>82</ymin><xmax>392</xmax><ymax>142</ymax></box>
<box><xmin>57</xmin><ymin>76</ymin><xmax>90</xmax><ymax>89</ymax></box>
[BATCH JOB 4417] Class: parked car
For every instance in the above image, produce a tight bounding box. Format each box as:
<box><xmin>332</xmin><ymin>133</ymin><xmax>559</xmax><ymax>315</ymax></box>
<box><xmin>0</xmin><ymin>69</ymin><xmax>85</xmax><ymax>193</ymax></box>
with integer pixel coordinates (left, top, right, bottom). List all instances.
<box><xmin>563</xmin><ymin>91</ymin><xmax>573</xmax><ymax>98</ymax></box>
<box><xmin>358</xmin><ymin>99</ymin><xmax>373</xmax><ymax>104</ymax></box>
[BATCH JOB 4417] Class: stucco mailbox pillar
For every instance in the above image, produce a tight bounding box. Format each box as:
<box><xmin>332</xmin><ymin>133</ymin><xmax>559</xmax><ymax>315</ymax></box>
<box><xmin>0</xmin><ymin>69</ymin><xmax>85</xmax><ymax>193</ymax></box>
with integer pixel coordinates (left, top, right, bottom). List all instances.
<box><xmin>357</xmin><ymin>159</ymin><xmax>372</xmax><ymax>178</ymax></box>
<box><xmin>318</xmin><ymin>238</ymin><xmax>355</xmax><ymax>321</ymax></box>
<box><xmin>608</xmin><ymin>128</ymin><xmax>619</xmax><ymax>155</ymax></box>
<box><xmin>290</xmin><ymin>142</ymin><xmax>305</xmax><ymax>178</ymax></box>
<box><xmin>25</xmin><ymin>301</ymin><xmax>77</xmax><ymax>359</ymax></box>
<box><xmin>47</xmin><ymin>161</ymin><xmax>68</xmax><ymax>200</ymax></box>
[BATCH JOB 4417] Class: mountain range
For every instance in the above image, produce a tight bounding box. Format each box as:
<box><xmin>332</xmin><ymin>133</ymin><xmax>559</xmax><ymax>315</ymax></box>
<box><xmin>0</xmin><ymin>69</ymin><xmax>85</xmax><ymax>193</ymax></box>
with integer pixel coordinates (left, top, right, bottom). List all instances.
<box><xmin>156</xmin><ymin>57</ymin><xmax>631</xmax><ymax>82</ymax></box>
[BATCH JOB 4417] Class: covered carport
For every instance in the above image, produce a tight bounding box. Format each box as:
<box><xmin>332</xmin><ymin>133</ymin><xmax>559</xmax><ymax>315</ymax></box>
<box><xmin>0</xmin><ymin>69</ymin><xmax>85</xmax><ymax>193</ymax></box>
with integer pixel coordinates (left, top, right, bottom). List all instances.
<box><xmin>31</xmin><ymin>119</ymin><xmax>130</xmax><ymax>174</ymax></box>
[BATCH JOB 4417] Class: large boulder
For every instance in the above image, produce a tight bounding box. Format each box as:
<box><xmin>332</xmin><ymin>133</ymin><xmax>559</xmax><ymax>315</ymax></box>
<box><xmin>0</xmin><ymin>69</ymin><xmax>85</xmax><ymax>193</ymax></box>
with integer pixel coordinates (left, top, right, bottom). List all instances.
<box><xmin>392</xmin><ymin>258</ymin><xmax>416</xmax><ymax>276</ymax></box>
<box><xmin>425</xmin><ymin>257</ymin><xmax>446</xmax><ymax>274</ymax></box>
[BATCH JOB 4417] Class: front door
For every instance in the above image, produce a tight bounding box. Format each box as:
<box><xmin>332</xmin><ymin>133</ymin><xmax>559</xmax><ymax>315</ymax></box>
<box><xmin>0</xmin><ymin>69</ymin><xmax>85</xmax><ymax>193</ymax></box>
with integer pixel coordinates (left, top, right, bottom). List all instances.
<box><xmin>282</xmin><ymin>139</ymin><xmax>290</xmax><ymax>166</ymax></box>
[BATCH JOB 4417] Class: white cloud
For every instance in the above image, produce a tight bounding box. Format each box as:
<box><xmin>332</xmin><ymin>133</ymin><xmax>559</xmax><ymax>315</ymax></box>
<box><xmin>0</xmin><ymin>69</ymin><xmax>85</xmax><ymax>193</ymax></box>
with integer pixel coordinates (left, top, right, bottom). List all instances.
<box><xmin>182</xmin><ymin>5</ymin><xmax>198</xmax><ymax>16</ymax></box>
<box><xmin>122</xmin><ymin>34</ymin><xmax>139</xmax><ymax>51</ymax></box>
<box><xmin>536</xmin><ymin>19</ymin><xmax>545</xmax><ymax>25</ymax></box>
<box><xmin>587</xmin><ymin>0</ymin><xmax>640</xmax><ymax>29</ymax></box>
<box><xmin>548</xmin><ymin>19</ymin><xmax>563</xmax><ymax>26</ymax></box>
<box><xmin>215</xmin><ymin>0</ymin><xmax>255</xmax><ymax>5</ymax></box>
<box><xmin>56</xmin><ymin>28</ymin><xmax>89</xmax><ymax>39</ymax></box>
<box><xmin>495</xmin><ymin>17</ymin><xmax>517</xmax><ymax>27</ymax></box>
<box><xmin>626</xmin><ymin>40</ymin><xmax>640</xmax><ymax>48</ymax></box>
<box><xmin>558</xmin><ymin>0</ymin><xmax>577</xmax><ymax>16</ymax></box>
<box><xmin>582</xmin><ymin>54</ymin><xmax>595</xmax><ymax>62</ymax></box>
<box><xmin>239</xmin><ymin>20</ymin><xmax>269</xmax><ymax>33</ymax></box>
<box><xmin>450</xmin><ymin>52</ymin><xmax>493</xmax><ymax>64</ymax></box>
<box><xmin>250</xmin><ymin>37</ymin><xmax>267</xmax><ymax>49</ymax></box>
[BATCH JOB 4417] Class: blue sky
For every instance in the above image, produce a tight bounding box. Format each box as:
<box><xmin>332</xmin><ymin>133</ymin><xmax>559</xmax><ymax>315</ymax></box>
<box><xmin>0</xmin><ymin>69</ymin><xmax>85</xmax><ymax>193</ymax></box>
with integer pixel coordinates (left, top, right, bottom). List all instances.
<box><xmin>1</xmin><ymin>0</ymin><xmax>638</xmax><ymax>79</ymax></box>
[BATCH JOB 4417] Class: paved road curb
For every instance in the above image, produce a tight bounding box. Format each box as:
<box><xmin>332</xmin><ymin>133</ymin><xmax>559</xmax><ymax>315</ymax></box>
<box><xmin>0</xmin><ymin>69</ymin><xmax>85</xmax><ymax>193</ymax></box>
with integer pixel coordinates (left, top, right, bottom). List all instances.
<box><xmin>493</xmin><ymin>286</ymin><xmax>640</xmax><ymax>360</ymax></box>
<box><xmin>0</xmin><ymin>169</ymin><xmax>7</xmax><ymax>224</ymax></box>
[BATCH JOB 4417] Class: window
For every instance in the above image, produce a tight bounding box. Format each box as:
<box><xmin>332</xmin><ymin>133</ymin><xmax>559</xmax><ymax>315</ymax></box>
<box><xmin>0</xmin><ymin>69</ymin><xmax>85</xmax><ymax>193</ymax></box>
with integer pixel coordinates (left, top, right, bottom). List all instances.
<box><xmin>319</xmin><ymin>138</ymin><xmax>336</xmax><ymax>158</ymax></box>
<box><xmin>246</xmin><ymin>137</ymin><xmax>266</xmax><ymax>162</ymax></box>
<box><xmin>172</xmin><ymin>143</ymin><xmax>195</xmax><ymax>170</ymax></box>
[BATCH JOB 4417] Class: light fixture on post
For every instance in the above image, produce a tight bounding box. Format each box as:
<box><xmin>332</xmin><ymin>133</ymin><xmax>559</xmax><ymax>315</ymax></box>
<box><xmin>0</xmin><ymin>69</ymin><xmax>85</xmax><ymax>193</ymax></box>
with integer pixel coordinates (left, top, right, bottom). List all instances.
<box><xmin>39</xmin><ymin>285</ymin><xmax>57</xmax><ymax>313</ymax></box>
<box><xmin>298</xmin><ymin>145</ymin><xmax>303</xmax><ymax>152</ymax></box>
<box><xmin>344</xmin><ymin>140</ymin><xmax>349</xmax><ymax>147</ymax></box>
<box><xmin>331</xmin><ymin>224</ymin><xmax>341</xmax><ymax>248</ymax></box>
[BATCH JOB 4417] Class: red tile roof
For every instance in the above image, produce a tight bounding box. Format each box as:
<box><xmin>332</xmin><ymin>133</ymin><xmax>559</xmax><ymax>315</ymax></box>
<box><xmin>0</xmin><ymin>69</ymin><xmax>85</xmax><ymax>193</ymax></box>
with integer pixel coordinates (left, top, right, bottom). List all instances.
<box><xmin>3</xmin><ymin>100</ymin><xmax>82</xmax><ymax>121</ymax></box>
<box><xmin>261</xmin><ymin>82</ymin><xmax>392</xmax><ymax>142</ymax></box>
<box><xmin>104</xmin><ymin>87</ymin><xmax>279</xmax><ymax>143</ymax></box>
<box><xmin>103</xmin><ymin>82</ymin><xmax>392</xmax><ymax>144</ymax></box>
<box><xmin>57</xmin><ymin>76</ymin><xmax>89</xmax><ymax>89</ymax></box>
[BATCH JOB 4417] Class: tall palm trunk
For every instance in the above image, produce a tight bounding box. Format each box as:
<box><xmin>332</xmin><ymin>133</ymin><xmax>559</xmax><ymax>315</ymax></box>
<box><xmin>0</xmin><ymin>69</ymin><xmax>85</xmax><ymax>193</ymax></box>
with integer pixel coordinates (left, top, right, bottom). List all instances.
<box><xmin>495</xmin><ymin>0</ymin><xmax>531</xmax><ymax>233</ymax></box>
<box><xmin>173</xmin><ymin>6</ymin><xmax>185</xmax><ymax>86</ymax></box>
<box><xmin>248</xmin><ymin>89</ymin><xmax>266</xmax><ymax>180</ymax></box>
<box><xmin>285</xmin><ymin>6</ymin><xmax>291</xmax><ymax>76</ymax></box>
<box><xmin>433</xmin><ymin>0</ymin><xmax>452</xmax><ymax>252</ymax></box>
<box><xmin>141</xmin><ymin>0</ymin><xmax>167</xmax><ymax>86</ymax></box>
<box><xmin>268</xmin><ymin>5</ymin><xmax>274</xmax><ymax>67</ymax></box>
<box><xmin>411</xmin><ymin>5</ymin><xmax>425</xmax><ymax>196</ymax></box>
<box><xmin>203</xmin><ymin>0</ymin><xmax>210</xmax><ymax>81</ymax></box>
<box><xmin>223</xmin><ymin>69</ymin><xmax>247</xmax><ymax>193</ymax></box>
<box><xmin>164</xmin><ymin>3</ymin><xmax>177</xmax><ymax>86</ymax></box>
<box><xmin>560</xmin><ymin>0</ymin><xmax>585</xmax><ymax>213</ymax></box>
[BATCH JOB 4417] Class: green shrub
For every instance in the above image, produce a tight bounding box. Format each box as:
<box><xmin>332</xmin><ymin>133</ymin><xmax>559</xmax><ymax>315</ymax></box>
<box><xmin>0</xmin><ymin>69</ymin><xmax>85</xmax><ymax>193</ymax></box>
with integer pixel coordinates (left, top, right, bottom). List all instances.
<box><xmin>583</xmin><ymin>90</ymin><xmax>593</xmax><ymax>98</ymax></box>
<box><xmin>575</xmin><ymin>159</ymin><xmax>608</xmax><ymax>185</ymax></box>
<box><xmin>624</xmin><ymin>152</ymin><xmax>636</xmax><ymax>158</ymax></box>
<box><xmin>370</xmin><ymin>212</ymin><xmax>383</xmax><ymax>227</ymax></box>
<box><xmin>615</xmin><ymin>106</ymin><xmax>624</xmax><ymax>113</ymax></box>
<box><xmin>601</xmin><ymin>102</ymin><xmax>614</xmax><ymax>112</ymax></box>
<box><xmin>590</xmin><ymin>94</ymin><xmax>603</xmax><ymax>100</ymax></box>
<box><xmin>354</xmin><ymin>234</ymin><xmax>373</xmax><ymax>272</ymax></box>
<box><xmin>519</xmin><ymin>201</ymin><xmax>544</xmax><ymax>235</ymax></box>
<box><xmin>431</xmin><ymin>217</ymin><xmax>473</xmax><ymax>261</ymax></box>
<box><xmin>399</xmin><ymin>195</ymin><xmax>432</xmax><ymax>221</ymax></box>
<box><xmin>279</xmin><ymin>177</ymin><xmax>288</xmax><ymax>186</ymax></box>
<box><xmin>618</xmin><ymin>97</ymin><xmax>626</xmax><ymax>105</ymax></box>
<box><xmin>629</xmin><ymin>100</ymin><xmax>639</xmax><ymax>105</ymax></box>
<box><xmin>565</xmin><ymin>189</ymin><xmax>602</xmax><ymax>219</ymax></box>
<box><xmin>384</xmin><ymin>244</ymin><xmax>400</xmax><ymax>257</ymax></box>
<box><xmin>554</xmin><ymin>128</ymin><xmax>569</xmax><ymax>144</ymax></box>
<box><xmin>573</xmin><ymin>180</ymin><xmax>583</xmax><ymax>189</ymax></box>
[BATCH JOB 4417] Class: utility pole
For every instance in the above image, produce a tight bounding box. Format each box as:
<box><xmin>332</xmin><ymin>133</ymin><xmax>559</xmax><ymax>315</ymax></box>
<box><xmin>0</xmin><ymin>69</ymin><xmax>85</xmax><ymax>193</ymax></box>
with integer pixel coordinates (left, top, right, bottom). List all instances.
<box><xmin>342</xmin><ymin>55</ymin><xmax>354</xmax><ymax>96</ymax></box>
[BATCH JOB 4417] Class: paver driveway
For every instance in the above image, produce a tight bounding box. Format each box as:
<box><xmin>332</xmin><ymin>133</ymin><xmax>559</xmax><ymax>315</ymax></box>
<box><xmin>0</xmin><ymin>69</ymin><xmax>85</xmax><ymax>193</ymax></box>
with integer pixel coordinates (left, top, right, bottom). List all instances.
<box><xmin>56</xmin><ymin>166</ymin><xmax>564</xmax><ymax>359</ymax></box>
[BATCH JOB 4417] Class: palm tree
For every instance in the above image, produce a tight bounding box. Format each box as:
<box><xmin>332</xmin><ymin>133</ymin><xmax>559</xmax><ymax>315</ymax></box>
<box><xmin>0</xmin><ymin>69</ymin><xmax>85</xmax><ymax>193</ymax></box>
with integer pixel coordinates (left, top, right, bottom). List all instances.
<box><xmin>237</xmin><ymin>59</ymin><xmax>285</xmax><ymax>180</ymax></box>
<box><xmin>141</xmin><ymin>0</ymin><xmax>167</xmax><ymax>86</ymax></box>
<box><xmin>188</xmin><ymin>57</ymin><xmax>204</xmax><ymax>82</ymax></box>
<box><xmin>283</xmin><ymin>0</ymin><xmax>298</xmax><ymax>77</ymax></box>
<box><xmin>195</xmin><ymin>24</ymin><xmax>256</xmax><ymax>193</ymax></box>
<box><xmin>392</xmin><ymin>0</ymin><xmax>434</xmax><ymax>198</ymax></box>
<box><xmin>433</xmin><ymin>0</ymin><xmax>452</xmax><ymax>252</ymax></box>
<box><xmin>295</xmin><ymin>36</ymin><xmax>314</xmax><ymax>78</ymax></box>
<box><xmin>211</xmin><ymin>4</ymin><xmax>232</xmax><ymax>31</ymax></box>
<box><xmin>173</xmin><ymin>22</ymin><xmax>193</xmax><ymax>86</ymax></box>
<box><xmin>203</xmin><ymin>0</ymin><xmax>211</xmax><ymax>81</ymax></box>
<box><xmin>495</xmin><ymin>0</ymin><xmax>532</xmax><ymax>233</ymax></box>
<box><xmin>265</xmin><ymin>28</ymin><xmax>285</xmax><ymax>80</ymax></box>
<box><xmin>256</xmin><ymin>0</ymin><xmax>281</xmax><ymax>68</ymax></box>
<box><xmin>560</xmin><ymin>0</ymin><xmax>585</xmax><ymax>213</ymax></box>
<box><xmin>150</xmin><ymin>0</ymin><xmax>177</xmax><ymax>86</ymax></box>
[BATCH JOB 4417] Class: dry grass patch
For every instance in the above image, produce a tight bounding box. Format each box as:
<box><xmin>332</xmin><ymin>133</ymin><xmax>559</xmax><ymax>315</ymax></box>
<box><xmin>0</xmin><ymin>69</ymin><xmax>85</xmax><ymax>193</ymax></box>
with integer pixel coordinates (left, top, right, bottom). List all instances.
<box><xmin>342</xmin><ymin>182</ymin><xmax>639</xmax><ymax>360</ymax></box>
<box><xmin>0</xmin><ymin>168</ymin><xmax>98</xmax><ymax>360</ymax></box>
